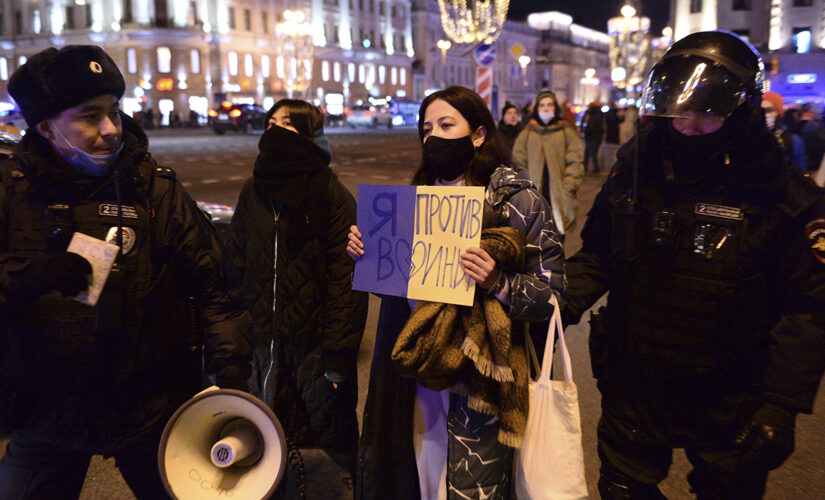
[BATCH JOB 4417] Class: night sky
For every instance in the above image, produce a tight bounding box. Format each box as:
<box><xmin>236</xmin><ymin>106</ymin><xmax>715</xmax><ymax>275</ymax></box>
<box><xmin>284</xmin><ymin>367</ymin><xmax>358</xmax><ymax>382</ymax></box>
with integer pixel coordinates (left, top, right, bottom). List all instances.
<box><xmin>507</xmin><ymin>0</ymin><xmax>671</xmax><ymax>34</ymax></box>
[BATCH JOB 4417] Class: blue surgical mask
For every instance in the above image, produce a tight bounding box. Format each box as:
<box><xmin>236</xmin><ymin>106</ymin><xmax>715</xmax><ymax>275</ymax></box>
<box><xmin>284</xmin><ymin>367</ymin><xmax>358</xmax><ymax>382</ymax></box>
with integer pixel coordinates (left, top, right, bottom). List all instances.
<box><xmin>50</xmin><ymin>121</ymin><xmax>123</xmax><ymax>177</ymax></box>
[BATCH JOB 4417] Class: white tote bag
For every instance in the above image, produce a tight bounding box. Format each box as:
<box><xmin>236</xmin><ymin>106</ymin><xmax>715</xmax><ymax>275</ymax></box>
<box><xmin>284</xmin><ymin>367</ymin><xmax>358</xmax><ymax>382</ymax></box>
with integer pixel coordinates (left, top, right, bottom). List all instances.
<box><xmin>514</xmin><ymin>294</ymin><xmax>588</xmax><ymax>499</ymax></box>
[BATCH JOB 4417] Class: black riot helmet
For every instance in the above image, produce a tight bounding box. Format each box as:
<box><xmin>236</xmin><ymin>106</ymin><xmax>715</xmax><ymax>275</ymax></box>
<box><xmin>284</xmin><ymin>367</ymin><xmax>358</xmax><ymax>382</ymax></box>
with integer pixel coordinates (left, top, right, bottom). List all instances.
<box><xmin>640</xmin><ymin>31</ymin><xmax>765</xmax><ymax>119</ymax></box>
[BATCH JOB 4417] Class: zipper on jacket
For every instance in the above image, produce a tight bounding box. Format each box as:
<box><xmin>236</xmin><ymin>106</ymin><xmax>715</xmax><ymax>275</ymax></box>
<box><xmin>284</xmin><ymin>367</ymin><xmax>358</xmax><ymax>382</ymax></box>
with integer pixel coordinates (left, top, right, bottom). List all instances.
<box><xmin>262</xmin><ymin>205</ymin><xmax>280</xmax><ymax>402</ymax></box>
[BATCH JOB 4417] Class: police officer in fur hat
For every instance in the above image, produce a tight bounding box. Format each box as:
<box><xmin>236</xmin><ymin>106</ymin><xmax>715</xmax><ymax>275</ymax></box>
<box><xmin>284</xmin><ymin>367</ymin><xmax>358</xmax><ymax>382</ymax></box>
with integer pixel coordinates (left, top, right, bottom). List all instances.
<box><xmin>0</xmin><ymin>45</ymin><xmax>251</xmax><ymax>497</ymax></box>
<box><xmin>563</xmin><ymin>31</ymin><xmax>825</xmax><ymax>498</ymax></box>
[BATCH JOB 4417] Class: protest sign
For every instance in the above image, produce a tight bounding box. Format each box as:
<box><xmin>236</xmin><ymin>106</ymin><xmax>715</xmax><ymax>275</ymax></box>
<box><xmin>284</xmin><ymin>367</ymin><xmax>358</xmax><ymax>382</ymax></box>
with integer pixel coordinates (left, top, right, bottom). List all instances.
<box><xmin>353</xmin><ymin>184</ymin><xmax>484</xmax><ymax>306</ymax></box>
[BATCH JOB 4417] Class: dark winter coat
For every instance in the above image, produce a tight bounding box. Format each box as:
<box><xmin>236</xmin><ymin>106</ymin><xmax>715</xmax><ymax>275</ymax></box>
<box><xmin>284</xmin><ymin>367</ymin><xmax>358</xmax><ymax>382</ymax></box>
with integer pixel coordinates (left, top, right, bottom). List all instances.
<box><xmin>356</xmin><ymin>165</ymin><xmax>567</xmax><ymax>500</ymax></box>
<box><xmin>227</xmin><ymin>125</ymin><xmax>367</xmax><ymax>456</ymax></box>
<box><xmin>0</xmin><ymin>115</ymin><xmax>251</xmax><ymax>448</ymax></box>
<box><xmin>497</xmin><ymin>121</ymin><xmax>524</xmax><ymax>158</ymax></box>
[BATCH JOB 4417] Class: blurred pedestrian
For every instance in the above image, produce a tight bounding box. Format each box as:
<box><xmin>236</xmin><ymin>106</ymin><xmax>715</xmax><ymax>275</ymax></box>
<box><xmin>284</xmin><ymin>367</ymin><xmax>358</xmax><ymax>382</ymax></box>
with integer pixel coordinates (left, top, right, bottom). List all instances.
<box><xmin>601</xmin><ymin>102</ymin><xmax>625</xmax><ymax>169</ymax></box>
<box><xmin>227</xmin><ymin>99</ymin><xmax>367</xmax><ymax>499</ymax></box>
<box><xmin>512</xmin><ymin>89</ymin><xmax>584</xmax><ymax>238</ymax></box>
<box><xmin>497</xmin><ymin>101</ymin><xmax>523</xmax><ymax>158</ymax></box>
<box><xmin>796</xmin><ymin>108</ymin><xmax>825</xmax><ymax>173</ymax></box>
<box><xmin>0</xmin><ymin>45</ymin><xmax>251</xmax><ymax>498</ymax></box>
<box><xmin>560</xmin><ymin>98</ymin><xmax>579</xmax><ymax>132</ymax></box>
<box><xmin>580</xmin><ymin>100</ymin><xmax>605</xmax><ymax>172</ymax></box>
<box><xmin>762</xmin><ymin>91</ymin><xmax>807</xmax><ymax>172</ymax></box>
<box><xmin>563</xmin><ymin>31</ymin><xmax>825</xmax><ymax>498</ymax></box>
<box><xmin>350</xmin><ymin>86</ymin><xmax>566</xmax><ymax>500</ymax></box>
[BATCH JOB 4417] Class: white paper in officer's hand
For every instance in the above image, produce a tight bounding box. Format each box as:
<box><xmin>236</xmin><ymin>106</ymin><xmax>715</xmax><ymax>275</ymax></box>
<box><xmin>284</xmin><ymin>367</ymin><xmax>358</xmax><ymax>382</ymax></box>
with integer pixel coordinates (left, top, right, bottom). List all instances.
<box><xmin>66</xmin><ymin>232</ymin><xmax>119</xmax><ymax>307</ymax></box>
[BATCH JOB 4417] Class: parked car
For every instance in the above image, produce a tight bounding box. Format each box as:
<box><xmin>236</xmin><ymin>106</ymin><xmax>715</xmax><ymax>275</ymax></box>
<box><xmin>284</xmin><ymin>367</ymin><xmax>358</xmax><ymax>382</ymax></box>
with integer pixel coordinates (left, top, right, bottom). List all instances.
<box><xmin>347</xmin><ymin>103</ymin><xmax>393</xmax><ymax>129</ymax></box>
<box><xmin>208</xmin><ymin>102</ymin><xmax>267</xmax><ymax>135</ymax></box>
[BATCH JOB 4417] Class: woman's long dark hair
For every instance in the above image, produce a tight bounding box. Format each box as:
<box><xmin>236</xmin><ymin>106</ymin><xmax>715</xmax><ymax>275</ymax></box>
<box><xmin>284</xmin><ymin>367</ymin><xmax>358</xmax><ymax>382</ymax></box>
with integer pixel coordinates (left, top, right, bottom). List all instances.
<box><xmin>265</xmin><ymin>99</ymin><xmax>324</xmax><ymax>140</ymax></box>
<box><xmin>412</xmin><ymin>86</ymin><xmax>510</xmax><ymax>186</ymax></box>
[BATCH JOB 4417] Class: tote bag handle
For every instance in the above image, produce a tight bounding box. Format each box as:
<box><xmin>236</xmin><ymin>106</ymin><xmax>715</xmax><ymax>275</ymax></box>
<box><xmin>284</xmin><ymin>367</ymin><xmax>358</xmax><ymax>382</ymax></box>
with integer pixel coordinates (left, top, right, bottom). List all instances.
<box><xmin>524</xmin><ymin>293</ymin><xmax>573</xmax><ymax>383</ymax></box>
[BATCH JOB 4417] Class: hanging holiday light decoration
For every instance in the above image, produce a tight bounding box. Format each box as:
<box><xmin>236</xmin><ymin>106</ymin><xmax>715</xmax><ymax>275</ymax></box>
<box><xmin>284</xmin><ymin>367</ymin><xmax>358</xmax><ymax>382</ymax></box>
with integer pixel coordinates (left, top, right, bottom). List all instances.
<box><xmin>437</xmin><ymin>0</ymin><xmax>510</xmax><ymax>45</ymax></box>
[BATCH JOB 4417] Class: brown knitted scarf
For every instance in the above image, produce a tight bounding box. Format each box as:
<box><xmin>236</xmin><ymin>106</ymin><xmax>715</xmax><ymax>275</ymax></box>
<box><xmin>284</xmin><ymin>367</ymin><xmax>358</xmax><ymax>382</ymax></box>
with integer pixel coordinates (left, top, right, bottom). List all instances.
<box><xmin>391</xmin><ymin>226</ymin><xmax>530</xmax><ymax>447</ymax></box>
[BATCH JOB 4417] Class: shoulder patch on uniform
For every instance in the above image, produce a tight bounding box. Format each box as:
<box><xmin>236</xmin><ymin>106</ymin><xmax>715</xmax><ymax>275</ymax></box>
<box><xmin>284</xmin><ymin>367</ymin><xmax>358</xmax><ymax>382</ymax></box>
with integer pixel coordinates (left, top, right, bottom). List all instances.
<box><xmin>805</xmin><ymin>219</ymin><xmax>825</xmax><ymax>265</ymax></box>
<box><xmin>154</xmin><ymin>166</ymin><xmax>176</xmax><ymax>180</ymax></box>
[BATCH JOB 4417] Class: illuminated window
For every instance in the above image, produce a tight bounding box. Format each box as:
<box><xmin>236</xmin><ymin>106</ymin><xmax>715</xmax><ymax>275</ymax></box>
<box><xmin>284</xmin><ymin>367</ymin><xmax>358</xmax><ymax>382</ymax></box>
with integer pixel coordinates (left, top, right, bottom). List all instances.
<box><xmin>190</xmin><ymin>49</ymin><xmax>200</xmax><ymax>74</ymax></box>
<box><xmin>391</xmin><ymin>66</ymin><xmax>397</xmax><ymax>85</ymax></box>
<box><xmin>400</xmin><ymin>68</ymin><xmax>406</xmax><ymax>86</ymax></box>
<box><xmin>228</xmin><ymin>51</ymin><xmax>238</xmax><ymax>76</ymax></box>
<box><xmin>358</xmin><ymin>64</ymin><xmax>365</xmax><ymax>83</ymax></box>
<box><xmin>322</xmin><ymin>60</ymin><xmax>330</xmax><ymax>81</ymax></box>
<box><xmin>262</xmin><ymin>55</ymin><xmax>270</xmax><ymax>78</ymax></box>
<box><xmin>348</xmin><ymin>63</ymin><xmax>355</xmax><ymax>82</ymax></box>
<box><xmin>127</xmin><ymin>48</ymin><xmax>137</xmax><ymax>74</ymax></box>
<box><xmin>276</xmin><ymin>56</ymin><xmax>285</xmax><ymax>78</ymax></box>
<box><xmin>0</xmin><ymin>58</ymin><xmax>7</xmax><ymax>80</ymax></box>
<box><xmin>333</xmin><ymin>62</ymin><xmax>341</xmax><ymax>82</ymax></box>
<box><xmin>157</xmin><ymin>47</ymin><xmax>171</xmax><ymax>73</ymax></box>
<box><xmin>244</xmin><ymin>54</ymin><xmax>253</xmax><ymax>76</ymax></box>
<box><xmin>793</xmin><ymin>28</ymin><xmax>812</xmax><ymax>53</ymax></box>
<box><xmin>379</xmin><ymin>65</ymin><xmax>385</xmax><ymax>84</ymax></box>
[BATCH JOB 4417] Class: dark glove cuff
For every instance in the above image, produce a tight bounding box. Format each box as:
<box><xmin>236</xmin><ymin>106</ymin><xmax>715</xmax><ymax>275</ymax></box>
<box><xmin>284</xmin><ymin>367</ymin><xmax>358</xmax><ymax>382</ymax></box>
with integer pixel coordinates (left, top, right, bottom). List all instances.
<box><xmin>753</xmin><ymin>403</ymin><xmax>797</xmax><ymax>430</ymax></box>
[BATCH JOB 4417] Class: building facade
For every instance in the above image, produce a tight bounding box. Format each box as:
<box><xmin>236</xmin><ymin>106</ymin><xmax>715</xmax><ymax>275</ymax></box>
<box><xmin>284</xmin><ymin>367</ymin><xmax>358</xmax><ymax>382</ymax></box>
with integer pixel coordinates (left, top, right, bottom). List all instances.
<box><xmin>671</xmin><ymin>0</ymin><xmax>825</xmax><ymax>106</ymax></box>
<box><xmin>0</xmin><ymin>0</ymin><xmax>416</xmax><ymax>124</ymax></box>
<box><xmin>527</xmin><ymin>11</ymin><xmax>612</xmax><ymax>111</ymax></box>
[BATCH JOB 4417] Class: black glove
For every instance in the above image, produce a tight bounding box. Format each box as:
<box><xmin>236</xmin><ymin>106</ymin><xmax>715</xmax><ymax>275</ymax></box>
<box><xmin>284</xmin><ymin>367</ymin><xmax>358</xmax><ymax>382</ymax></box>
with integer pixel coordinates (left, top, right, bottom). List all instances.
<box><xmin>734</xmin><ymin>403</ymin><xmax>796</xmax><ymax>471</ymax></box>
<box><xmin>10</xmin><ymin>252</ymin><xmax>92</xmax><ymax>301</ymax></box>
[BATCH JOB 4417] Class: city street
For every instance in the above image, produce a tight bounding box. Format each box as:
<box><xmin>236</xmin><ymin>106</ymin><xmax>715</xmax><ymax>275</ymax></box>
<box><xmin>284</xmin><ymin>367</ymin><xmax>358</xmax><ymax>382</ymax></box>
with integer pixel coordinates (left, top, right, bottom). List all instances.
<box><xmin>2</xmin><ymin>127</ymin><xmax>823</xmax><ymax>498</ymax></box>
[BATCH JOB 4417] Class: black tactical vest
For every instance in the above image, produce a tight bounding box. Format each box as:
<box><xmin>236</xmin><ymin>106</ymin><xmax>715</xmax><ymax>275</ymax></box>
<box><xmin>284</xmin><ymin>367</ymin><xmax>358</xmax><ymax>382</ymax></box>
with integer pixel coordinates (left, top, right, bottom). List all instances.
<box><xmin>606</xmin><ymin>181</ymin><xmax>783</xmax><ymax>379</ymax></box>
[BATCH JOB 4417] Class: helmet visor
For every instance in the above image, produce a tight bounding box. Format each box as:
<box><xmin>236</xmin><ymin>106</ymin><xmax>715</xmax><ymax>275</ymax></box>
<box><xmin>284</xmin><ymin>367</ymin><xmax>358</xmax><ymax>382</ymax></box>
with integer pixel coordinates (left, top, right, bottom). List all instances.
<box><xmin>640</xmin><ymin>57</ymin><xmax>747</xmax><ymax>119</ymax></box>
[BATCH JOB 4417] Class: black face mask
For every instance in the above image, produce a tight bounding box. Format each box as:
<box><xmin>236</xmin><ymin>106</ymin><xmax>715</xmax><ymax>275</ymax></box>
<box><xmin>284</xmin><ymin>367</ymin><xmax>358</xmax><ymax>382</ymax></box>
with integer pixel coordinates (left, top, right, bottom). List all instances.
<box><xmin>423</xmin><ymin>135</ymin><xmax>476</xmax><ymax>182</ymax></box>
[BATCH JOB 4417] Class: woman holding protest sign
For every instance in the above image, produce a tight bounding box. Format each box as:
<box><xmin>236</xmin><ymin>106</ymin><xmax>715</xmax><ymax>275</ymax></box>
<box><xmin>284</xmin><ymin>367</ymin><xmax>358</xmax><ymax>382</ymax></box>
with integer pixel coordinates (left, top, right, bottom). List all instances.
<box><xmin>348</xmin><ymin>86</ymin><xmax>567</xmax><ymax>500</ymax></box>
<box><xmin>227</xmin><ymin>99</ymin><xmax>367</xmax><ymax>498</ymax></box>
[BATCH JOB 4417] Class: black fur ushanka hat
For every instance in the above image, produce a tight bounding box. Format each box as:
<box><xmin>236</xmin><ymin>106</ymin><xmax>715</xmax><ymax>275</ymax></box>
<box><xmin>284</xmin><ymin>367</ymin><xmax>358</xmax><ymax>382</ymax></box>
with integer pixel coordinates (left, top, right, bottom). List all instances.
<box><xmin>9</xmin><ymin>45</ymin><xmax>125</xmax><ymax>127</ymax></box>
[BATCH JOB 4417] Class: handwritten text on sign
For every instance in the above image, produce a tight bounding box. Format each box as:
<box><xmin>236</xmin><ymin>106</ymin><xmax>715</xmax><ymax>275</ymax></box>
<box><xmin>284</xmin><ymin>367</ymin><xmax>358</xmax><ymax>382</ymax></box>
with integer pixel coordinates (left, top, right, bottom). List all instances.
<box><xmin>353</xmin><ymin>185</ymin><xmax>484</xmax><ymax>306</ymax></box>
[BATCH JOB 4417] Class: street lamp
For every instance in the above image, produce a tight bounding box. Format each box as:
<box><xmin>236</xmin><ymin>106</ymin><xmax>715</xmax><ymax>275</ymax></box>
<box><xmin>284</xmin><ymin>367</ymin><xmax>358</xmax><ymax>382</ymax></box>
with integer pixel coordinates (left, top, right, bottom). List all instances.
<box><xmin>580</xmin><ymin>67</ymin><xmax>600</xmax><ymax>104</ymax></box>
<box><xmin>437</xmin><ymin>39</ymin><xmax>452</xmax><ymax>86</ymax></box>
<box><xmin>438</xmin><ymin>0</ymin><xmax>510</xmax><ymax>45</ymax></box>
<box><xmin>518</xmin><ymin>54</ymin><xmax>531</xmax><ymax>86</ymax></box>
<box><xmin>607</xmin><ymin>3</ymin><xmax>652</xmax><ymax>101</ymax></box>
<box><xmin>276</xmin><ymin>9</ymin><xmax>314</xmax><ymax>99</ymax></box>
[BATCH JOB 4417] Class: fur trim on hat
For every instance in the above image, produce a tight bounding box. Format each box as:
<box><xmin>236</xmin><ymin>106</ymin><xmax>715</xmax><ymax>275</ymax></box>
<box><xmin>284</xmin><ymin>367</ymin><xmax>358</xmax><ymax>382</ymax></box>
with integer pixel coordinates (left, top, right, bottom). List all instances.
<box><xmin>9</xmin><ymin>45</ymin><xmax>125</xmax><ymax>127</ymax></box>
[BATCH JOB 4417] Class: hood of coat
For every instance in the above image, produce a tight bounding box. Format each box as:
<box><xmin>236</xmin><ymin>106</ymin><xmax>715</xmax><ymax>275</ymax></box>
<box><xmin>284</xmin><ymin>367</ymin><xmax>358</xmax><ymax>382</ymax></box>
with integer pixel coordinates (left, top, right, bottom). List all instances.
<box><xmin>485</xmin><ymin>164</ymin><xmax>535</xmax><ymax>206</ymax></box>
<box><xmin>525</xmin><ymin>119</ymin><xmax>568</xmax><ymax>135</ymax></box>
<box><xmin>253</xmin><ymin>124</ymin><xmax>333</xmax><ymax>209</ymax></box>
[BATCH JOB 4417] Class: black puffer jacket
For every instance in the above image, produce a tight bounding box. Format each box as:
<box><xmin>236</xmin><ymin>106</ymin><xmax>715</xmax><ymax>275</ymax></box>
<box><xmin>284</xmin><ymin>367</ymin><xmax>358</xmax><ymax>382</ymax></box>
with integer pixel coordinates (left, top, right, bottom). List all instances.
<box><xmin>0</xmin><ymin>115</ymin><xmax>251</xmax><ymax>448</ymax></box>
<box><xmin>227</xmin><ymin>126</ymin><xmax>367</xmax><ymax>456</ymax></box>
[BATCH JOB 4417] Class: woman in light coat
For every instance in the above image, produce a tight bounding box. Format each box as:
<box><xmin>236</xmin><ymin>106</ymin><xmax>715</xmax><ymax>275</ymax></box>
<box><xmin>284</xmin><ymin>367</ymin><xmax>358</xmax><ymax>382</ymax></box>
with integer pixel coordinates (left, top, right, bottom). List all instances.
<box><xmin>512</xmin><ymin>90</ymin><xmax>584</xmax><ymax>237</ymax></box>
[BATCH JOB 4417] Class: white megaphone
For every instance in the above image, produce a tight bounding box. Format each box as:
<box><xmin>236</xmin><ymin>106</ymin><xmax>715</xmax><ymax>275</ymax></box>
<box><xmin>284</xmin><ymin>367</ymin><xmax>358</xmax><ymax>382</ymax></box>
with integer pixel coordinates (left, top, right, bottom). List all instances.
<box><xmin>158</xmin><ymin>386</ymin><xmax>287</xmax><ymax>499</ymax></box>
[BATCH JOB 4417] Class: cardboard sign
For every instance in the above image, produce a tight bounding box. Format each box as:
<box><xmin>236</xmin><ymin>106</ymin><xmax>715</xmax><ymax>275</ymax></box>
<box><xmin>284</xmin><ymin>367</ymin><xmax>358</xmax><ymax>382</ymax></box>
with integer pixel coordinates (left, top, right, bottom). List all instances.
<box><xmin>353</xmin><ymin>185</ymin><xmax>484</xmax><ymax>306</ymax></box>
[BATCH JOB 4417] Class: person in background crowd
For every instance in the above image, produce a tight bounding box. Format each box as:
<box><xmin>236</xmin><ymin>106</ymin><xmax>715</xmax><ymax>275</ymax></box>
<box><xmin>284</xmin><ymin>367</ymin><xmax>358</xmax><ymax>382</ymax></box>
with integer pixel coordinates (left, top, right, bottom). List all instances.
<box><xmin>563</xmin><ymin>31</ymin><xmax>825</xmax><ymax>498</ymax></box>
<box><xmin>580</xmin><ymin>100</ymin><xmax>605</xmax><ymax>172</ymax></box>
<box><xmin>227</xmin><ymin>99</ymin><xmax>367</xmax><ymax>499</ymax></box>
<box><xmin>795</xmin><ymin>107</ymin><xmax>825</xmax><ymax>174</ymax></box>
<box><xmin>762</xmin><ymin>91</ymin><xmax>807</xmax><ymax>173</ymax></box>
<box><xmin>601</xmin><ymin>102</ymin><xmax>626</xmax><ymax>170</ymax></box>
<box><xmin>350</xmin><ymin>86</ymin><xmax>566</xmax><ymax>500</ymax></box>
<box><xmin>498</xmin><ymin>101</ymin><xmax>523</xmax><ymax>158</ymax></box>
<box><xmin>0</xmin><ymin>45</ymin><xmax>251</xmax><ymax>498</ymax></box>
<box><xmin>512</xmin><ymin>90</ymin><xmax>584</xmax><ymax>239</ymax></box>
<box><xmin>560</xmin><ymin>98</ymin><xmax>579</xmax><ymax>132</ymax></box>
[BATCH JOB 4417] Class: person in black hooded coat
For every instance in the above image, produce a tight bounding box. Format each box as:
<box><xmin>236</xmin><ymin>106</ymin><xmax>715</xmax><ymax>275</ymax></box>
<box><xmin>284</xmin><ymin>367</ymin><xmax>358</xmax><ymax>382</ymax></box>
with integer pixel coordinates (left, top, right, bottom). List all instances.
<box><xmin>227</xmin><ymin>100</ymin><xmax>367</xmax><ymax>497</ymax></box>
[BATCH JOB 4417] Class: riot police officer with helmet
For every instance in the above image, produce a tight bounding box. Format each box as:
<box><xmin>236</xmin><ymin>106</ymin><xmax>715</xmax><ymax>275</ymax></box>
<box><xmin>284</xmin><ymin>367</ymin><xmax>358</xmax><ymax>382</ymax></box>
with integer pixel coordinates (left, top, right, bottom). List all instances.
<box><xmin>563</xmin><ymin>31</ymin><xmax>825</xmax><ymax>498</ymax></box>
